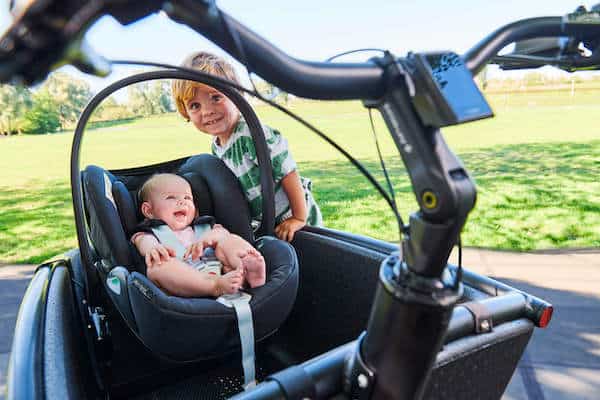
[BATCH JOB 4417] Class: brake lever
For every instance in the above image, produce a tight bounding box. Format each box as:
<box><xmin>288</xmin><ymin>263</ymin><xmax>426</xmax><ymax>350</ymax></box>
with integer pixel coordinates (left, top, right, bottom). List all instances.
<box><xmin>62</xmin><ymin>37</ymin><xmax>112</xmax><ymax>78</ymax></box>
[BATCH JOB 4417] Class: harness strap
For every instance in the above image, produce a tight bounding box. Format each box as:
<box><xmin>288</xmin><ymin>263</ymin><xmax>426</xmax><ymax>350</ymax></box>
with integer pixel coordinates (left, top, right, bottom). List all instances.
<box><xmin>217</xmin><ymin>292</ymin><xmax>256</xmax><ymax>389</ymax></box>
<box><xmin>193</xmin><ymin>223</ymin><xmax>212</xmax><ymax>242</ymax></box>
<box><xmin>151</xmin><ymin>225</ymin><xmax>186</xmax><ymax>259</ymax></box>
<box><xmin>151</xmin><ymin>223</ymin><xmax>212</xmax><ymax>260</ymax></box>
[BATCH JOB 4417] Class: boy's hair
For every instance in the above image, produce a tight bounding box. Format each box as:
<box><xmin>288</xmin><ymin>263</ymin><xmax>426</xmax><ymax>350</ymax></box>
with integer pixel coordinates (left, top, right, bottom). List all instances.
<box><xmin>138</xmin><ymin>173</ymin><xmax>190</xmax><ymax>203</ymax></box>
<box><xmin>172</xmin><ymin>51</ymin><xmax>241</xmax><ymax>121</ymax></box>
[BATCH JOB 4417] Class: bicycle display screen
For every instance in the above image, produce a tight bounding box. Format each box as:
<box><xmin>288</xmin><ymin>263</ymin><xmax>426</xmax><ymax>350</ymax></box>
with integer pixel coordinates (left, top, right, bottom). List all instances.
<box><xmin>410</xmin><ymin>52</ymin><xmax>493</xmax><ymax>127</ymax></box>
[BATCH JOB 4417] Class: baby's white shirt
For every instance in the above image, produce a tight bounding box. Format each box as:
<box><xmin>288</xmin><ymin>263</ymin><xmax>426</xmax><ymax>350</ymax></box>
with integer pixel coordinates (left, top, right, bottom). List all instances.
<box><xmin>130</xmin><ymin>225</ymin><xmax>197</xmax><ymax>248</ymax></box>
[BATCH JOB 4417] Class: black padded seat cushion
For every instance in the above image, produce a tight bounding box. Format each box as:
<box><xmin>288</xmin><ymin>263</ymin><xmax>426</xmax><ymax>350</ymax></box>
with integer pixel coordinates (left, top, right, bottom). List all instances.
<box><xmin>178</xmin><ymin>155</ymin><xmax>253</xmax><ymax>243</ymax></box>
<box><xmin>83</xmin><ymin>165</ymin><xmax>137</xmax><ymax>268</ymax></box>
<box><xmin>127</xmin><ymin>236</ymin><xmax>298</xmax><ymax>360</ymax></box>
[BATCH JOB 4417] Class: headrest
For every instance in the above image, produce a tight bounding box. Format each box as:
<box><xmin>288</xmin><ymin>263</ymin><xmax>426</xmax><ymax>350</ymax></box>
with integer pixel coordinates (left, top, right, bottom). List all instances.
<box><xmin>178</xmin><ymin>155</ymin><xmax>253</xmax><ymax>242</ymax></box>
<box><xmin>82</xmin><ymin>154</ymin><xmax>253</xmax><ymax>271</ymax></box>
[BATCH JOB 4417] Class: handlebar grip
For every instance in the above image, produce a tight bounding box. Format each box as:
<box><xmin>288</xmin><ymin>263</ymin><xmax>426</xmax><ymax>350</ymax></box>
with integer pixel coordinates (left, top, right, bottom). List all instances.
<box><xmin>464</xmin><ymin>17</ymin><xmax>563</xmax><ymax>75</ymax></box>
<box><xmin>230</xmin><ymin>342</ymin><xmax>353</xmax><ymax>399</ymax></box>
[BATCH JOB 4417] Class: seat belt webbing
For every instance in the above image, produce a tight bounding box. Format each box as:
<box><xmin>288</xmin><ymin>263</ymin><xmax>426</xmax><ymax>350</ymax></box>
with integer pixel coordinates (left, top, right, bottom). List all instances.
<box><xmin>151</xmin><ymin>224</ymin><xmax>212</xmax><ymax>260</ymax></box>
<box><xmin>151</xmin><ymin>225</ymin><xmax>187</xmax><ymax>259</ymax></box>
<box><xmin>217</xmin><ymin>292</ymin><xmax>256</xmax><ymax>389</ymax></box>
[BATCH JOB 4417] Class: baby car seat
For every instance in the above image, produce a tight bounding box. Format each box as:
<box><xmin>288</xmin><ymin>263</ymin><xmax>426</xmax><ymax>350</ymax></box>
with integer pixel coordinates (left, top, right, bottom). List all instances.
<box><xmin>81</xmin><ymin>154</ymin><xmax>299</xmax><ymax>361</ymax></box>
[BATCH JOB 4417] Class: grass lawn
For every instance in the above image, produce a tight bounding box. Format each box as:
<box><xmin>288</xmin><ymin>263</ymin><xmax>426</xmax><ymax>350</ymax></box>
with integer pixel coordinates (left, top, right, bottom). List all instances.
<box><xmin>1</xmin><ymin>88</ymin><xmax>599</xmax><ymax>264</ymax></box>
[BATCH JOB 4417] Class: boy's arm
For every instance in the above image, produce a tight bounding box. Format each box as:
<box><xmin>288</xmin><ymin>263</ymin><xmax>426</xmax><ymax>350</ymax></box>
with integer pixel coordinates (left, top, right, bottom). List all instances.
<box><xmin>281</xmin><ymin>171</ymin><xmax>307</xmax><ymax>221</ymax></box>
<box><xmin>276</xmin><ymin>170</ymin><xmax>307</xmax><ymax>242</ymax></box>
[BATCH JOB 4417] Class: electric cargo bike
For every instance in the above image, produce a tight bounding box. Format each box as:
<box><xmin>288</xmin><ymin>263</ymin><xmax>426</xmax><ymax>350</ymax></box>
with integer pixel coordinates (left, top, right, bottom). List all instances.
<box><xmin>3</xmin><ymin>1</ymin><xmax>596</xmax><ymax>399</ymax></box>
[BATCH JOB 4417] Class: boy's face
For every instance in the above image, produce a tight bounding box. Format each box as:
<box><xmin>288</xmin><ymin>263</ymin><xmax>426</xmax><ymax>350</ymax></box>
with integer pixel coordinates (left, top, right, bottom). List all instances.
<box><xmin>141</xmin><ymin>176</ymin><xmax>196</xmax><ymax>231</ymax></box>
<box><xmin>184</xmin><ymin>83</ymin><xmax>240</xmax><ymax>144</ymax></box>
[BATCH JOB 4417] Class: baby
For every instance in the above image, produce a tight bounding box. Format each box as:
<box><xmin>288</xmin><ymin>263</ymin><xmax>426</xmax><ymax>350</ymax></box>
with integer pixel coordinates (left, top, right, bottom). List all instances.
<box><xmin>131</xmin><ymin>173</ymin><xmax>266</xmax><ymax>297</ymax></box>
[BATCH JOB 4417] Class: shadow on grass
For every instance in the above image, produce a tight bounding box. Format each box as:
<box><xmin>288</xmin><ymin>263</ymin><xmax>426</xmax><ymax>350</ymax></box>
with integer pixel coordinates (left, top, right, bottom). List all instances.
<box><xmin>300</xmin><ymin>140</ymin><xmax>600</xmax><ymax>249</ymax></box>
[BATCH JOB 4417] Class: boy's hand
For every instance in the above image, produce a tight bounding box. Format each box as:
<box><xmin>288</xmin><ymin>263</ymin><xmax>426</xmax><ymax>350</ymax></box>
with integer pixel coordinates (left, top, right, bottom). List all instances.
<box><xmin>275</xmin><ymin>217</ymin><xmax>306</xmax><ymax>242</ymax></box>
<box><xmin>145</xmin><ymin>244</ymin><xmax>175</xmax><ymax>268</ymax></box>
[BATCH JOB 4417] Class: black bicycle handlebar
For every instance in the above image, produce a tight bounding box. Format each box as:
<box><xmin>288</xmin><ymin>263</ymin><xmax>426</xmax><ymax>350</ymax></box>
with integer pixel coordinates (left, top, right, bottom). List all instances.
<box><xmin>165</xmin><ymin>5</ymin><xmax>577</xmax><ymax>99</ymax></box>
<box><xmin>4</xmin><ymin>1</ymin><xmax>599</xmax><ymax>90</ymax></box>
<box><xmin>466</xmin><ymin>17</ymin><xmax>564</xmax><ymax>75</ymax></box>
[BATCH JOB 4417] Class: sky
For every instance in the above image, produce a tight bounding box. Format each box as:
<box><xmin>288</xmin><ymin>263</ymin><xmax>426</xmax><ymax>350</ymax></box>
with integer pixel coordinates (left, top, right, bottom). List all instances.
<box><xmin>1</xmin><ymin>0</ymin><xmax>595</xmax><ymax>91</ymax></box>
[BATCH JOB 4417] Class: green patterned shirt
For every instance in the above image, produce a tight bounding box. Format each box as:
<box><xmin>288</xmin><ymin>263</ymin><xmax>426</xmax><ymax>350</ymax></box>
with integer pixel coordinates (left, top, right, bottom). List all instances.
<box><xmin>211</xmin><ymin>119</ymin><xmax>322</xmax><ymax>227</ymax></box>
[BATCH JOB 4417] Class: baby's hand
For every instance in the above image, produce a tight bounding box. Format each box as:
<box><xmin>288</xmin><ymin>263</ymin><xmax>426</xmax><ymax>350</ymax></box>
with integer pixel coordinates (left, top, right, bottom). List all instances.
<box><xmin>145</xmin><ymin>244</ymin><xmax>175</xmax><ymax>268</ymax></box>
<box><xmin>275</xmin><ymin>217</ymin><xmax>306</xmax><ymax>242</ymax></box>
<box><xmin>215</xmin><ymin>270</ymin><xmax>244</xmax><ymax>296</ymax></box>
<box><xmin>184</xmin><ymin>240</ymin><xmax>205</xmax><ymax>261</ymax></box>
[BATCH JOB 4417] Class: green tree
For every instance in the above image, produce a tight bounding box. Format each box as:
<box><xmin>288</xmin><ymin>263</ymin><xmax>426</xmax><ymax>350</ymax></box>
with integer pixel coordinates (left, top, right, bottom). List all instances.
<box><xmin>253</xmin><ymin>80</ymin><xmax>289</xmax><ymax>104</ymax></box>
<box><xmin>149</xmin><ymin>80</ymin><xmax>174</xmax><ymax>113</ymax></box>
<box><xmin>22</xmin><ymin>91</ymin><xmax>61</xmax><ymax>134</ymax></box>
<box><xmin>127</xmin><ymin>80</ymin><xmax>173</xmax><ymax>116</ymax></box>
<box><xmin>128</xmin><ymin>83</ymin><xmax>150</xmax><ymax>116</ymax></box>
<box><xmin>0</xmin><ymin>84</ymin><xmax>32</xmax><ymax>135</ymax></box>
<box><xmin>92</xmin><ymin>96</ymin><xmax>135</xmax><ymax>121</ymax></box>
<box><xmin>41</xmin><ymin>72</ymin><xmax>92</xmax><ymax>127</ymax></box>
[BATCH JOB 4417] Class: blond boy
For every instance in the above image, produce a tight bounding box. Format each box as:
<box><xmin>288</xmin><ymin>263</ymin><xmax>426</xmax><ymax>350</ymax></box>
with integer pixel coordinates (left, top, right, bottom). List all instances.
<box><xmin>172</xmin><ymin>51</ymin><xmax>322</xmax><ymax>242</ymax></box>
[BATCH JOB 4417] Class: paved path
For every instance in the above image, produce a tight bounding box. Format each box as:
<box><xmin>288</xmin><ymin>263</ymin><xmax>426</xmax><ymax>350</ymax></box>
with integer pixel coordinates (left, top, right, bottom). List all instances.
<box><xmin>0</xmin><ymin>264</ymin><xmax>36</xmax><ymax>400</ymax></box>
<box><xmin>1</xmin><ymin>249</ymin><xmax>599</xmax><ymax>399</ymax></box>
<box><xmin>458</xmin><ymin>249</ymin><xmax>600</xmax><ymax>400</ymax></box>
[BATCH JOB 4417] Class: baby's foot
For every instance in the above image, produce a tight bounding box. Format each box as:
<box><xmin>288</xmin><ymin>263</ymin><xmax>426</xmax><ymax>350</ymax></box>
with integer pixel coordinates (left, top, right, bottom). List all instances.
<box><xmin>216</xmin><ymin>270</ymin><xmax>243</xmax><ymax>296</ymax></box>
<box><xmin>241</xmin><ymin>249</ymin><xmax>266</xmax><ymax>288</ymax></box>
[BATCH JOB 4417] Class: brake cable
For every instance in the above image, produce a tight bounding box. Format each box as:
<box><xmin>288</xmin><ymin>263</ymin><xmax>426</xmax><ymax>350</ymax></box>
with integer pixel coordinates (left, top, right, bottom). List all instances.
<box><xmin>367</xmin><ymin>108</ymin><xmax>405</xmax><ymax>237</ymax></box>
<box><xmin>325</xmin><ymin>48</ymin><xmax>407</xmax><ymax>236</ymax></box>
<box><xmin>325</xmin><ymin>48</ymin><xmax>386</xmax><ymax>63</ymax></box>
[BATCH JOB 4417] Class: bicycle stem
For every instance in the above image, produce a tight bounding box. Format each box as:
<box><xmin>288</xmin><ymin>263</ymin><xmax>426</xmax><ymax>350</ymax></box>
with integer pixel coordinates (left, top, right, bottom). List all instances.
<box><xmin>344</xmin><ymin>55</ymin><xmax>474</xmax><ymax>400</ymax></box>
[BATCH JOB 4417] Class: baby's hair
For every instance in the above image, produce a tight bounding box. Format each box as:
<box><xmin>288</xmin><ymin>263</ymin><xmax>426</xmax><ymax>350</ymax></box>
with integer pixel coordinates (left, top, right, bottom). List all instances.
<box><xmin>138</xmin><ymin>173</ymin><xmax>190</xmax><ymax>203</ymax></box>
<box><xmin>172</xmin><ymin>51</ymin><xmax>241</xmax><ymax>121</ymax></box>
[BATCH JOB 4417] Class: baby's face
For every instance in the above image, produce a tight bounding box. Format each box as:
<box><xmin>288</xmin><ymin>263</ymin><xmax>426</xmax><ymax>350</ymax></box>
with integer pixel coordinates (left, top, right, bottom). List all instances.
<box><xmin>142</xmin><ymin>176</ymin><xmax>196</xmax><ymax>231</ymax></box>
<box><xmin>184</xmin><ymin>83</ymin><xmax>240</xmax><ymax>143</ymax></box>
